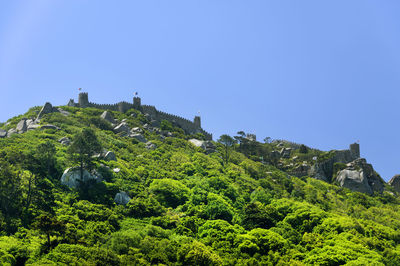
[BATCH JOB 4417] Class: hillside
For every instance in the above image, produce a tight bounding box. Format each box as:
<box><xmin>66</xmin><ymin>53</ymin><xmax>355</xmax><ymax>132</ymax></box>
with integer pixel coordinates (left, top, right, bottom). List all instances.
<box><xmin>0</xmin><ymin>100</ymin><xmax>400</xmax><ymax>265</ymax></box>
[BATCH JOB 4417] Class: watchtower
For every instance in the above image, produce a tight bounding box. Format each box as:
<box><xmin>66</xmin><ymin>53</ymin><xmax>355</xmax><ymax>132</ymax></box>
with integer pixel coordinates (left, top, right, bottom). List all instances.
<box><xmin>78</xmin><ymin>92</ymin><xmax>89</xmax><ymax>108</ymax></box>
<box><xmin>194</xmin><ymin>116</ymin><xmax>201</xmax><ymax>128</ymax></box>
<box><xmin>350</xmin><ymin>143</ymin><xmax>360</xmax><ymax>158</ymax></box>
<box><xmin>133</xmin><ymin>97</ymin><xmax>141</xmax><ymax>109</ymax></box>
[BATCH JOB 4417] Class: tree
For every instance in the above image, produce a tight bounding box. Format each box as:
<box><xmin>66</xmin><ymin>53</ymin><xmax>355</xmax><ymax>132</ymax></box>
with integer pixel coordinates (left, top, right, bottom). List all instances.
<box><xmin>34</xmin><ymin>213</ymin><xmax>66</xmax><ymax>251</ymax></box>
<box><xmin>299</xmin><ymin>144</ymin><xmax>309</xmax><ymax>154</ymax></box>
<box><xmin>36</xmin><ymin>140</ymin><xmax>57</xmax><ymax>178</ymax></box>
<box><xmin>217</xmin><ymin>134</ymin><xmax>236</xmax><ymax>166</ymax></box>
<box><xmin>67</xmin><ymin>128</ymin><xmax>102</xmax><ymax>180</ymax></box>
<box><xmin>0</xmin><ymin>160</ymin><xmax>23</xmax><ymax>232</ymax></box>
<box><xmin>234</xmin><ymin>131</ymin><xmax>246</xmax><ymax>152</ymax></box>
<box><xmin>263</xmin><ymin>137</ymin><xmax>271</xmax><ymax>144</ymax></box>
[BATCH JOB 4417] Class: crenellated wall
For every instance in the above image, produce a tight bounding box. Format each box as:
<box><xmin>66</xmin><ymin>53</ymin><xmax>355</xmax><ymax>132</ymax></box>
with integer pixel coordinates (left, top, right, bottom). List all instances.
<box><xmin>68</xmin><ymin>93</ymin><xmax>212</xmax><ymax>140</ymax></box>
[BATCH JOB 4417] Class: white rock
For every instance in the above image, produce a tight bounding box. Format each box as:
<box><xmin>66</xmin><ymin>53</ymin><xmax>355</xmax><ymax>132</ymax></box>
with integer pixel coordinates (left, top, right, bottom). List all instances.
<box><xmin>16</xmin><ymin>119</ymin><xmax>27</xmax><ymax>133</ymax></box>
<box><xmin>114</xmin><ymin>191</ymin><xmax>131</xmax><ymax>205</ymax></box>
<box><xmin>7</xmin><ymin>128</ymin><xmax>17</xmax><ymax>137</ymax></box>
<box><xmin>27</xmin><ymin>124</ymin><xmax>40</xmax><ymax>131</ymax></box>
<box><xmin>0</xmin><ymin>129</ymin><xmax>6</xmax><ymax>138</ymax></box>
<box><xmin>58</xmin><ymin>137</ymin><xmax>71</xmax><ymax>146</ymax></box>
<box><xmin>114</xmin><ymin>122</ymin><xmax>130</xmax><ymax>134</ymax></box>
<box><xmin>130</xmin><ymin>133</ymin><xmax>147</xmax><ymax>143</ymax></box>
<box><xmin>145</xmin><ymin>141</ymin><xmax>157</xmax><ymax>150</ymax></box>
<box><xmin>189</xmin><ymin>139</ymin><xmax>204</xmax><ymax>147</ymax></box>
<box><xmin>100</xmin><ymin>111</ymin><xmax>116</xmax><ymax>124</ymax></box>
<box><xmin>60</xmin><ymin>167</ymin><xmax>102</xmax><ymax>189</ymax></box>
<box><xmin>113</xmin><ymin>168</ymin><xmax>120</xmax><ymax>173</ymax></box>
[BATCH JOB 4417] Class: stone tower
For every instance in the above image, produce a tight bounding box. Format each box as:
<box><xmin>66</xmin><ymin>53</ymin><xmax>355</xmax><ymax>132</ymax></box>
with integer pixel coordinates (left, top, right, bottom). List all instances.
<box><xmin>78</xmin><ymin>92</ymin><xmax>89</xmax><ymax>108</ymax></box>
<box><xmin>194</xmin><ymin>116</ymin><xmax>201</xmax><ymax>128</ymax></box>
<box><xmin>133</xmin><ymin>97</ymin><xmax>141</xmax><ymax>109</ymax></box>
<box><xmin>350</xmin><ymin>143</ymin><xmax>360</xmax><ymax>158</ymax></box>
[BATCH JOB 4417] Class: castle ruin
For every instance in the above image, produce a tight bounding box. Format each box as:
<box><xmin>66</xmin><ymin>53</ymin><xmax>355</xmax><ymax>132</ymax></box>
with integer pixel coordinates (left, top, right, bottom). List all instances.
<box><xmin>68</xmin><ymin>93</ymin><xmax>212</xmax><ymax>140</ymax></box>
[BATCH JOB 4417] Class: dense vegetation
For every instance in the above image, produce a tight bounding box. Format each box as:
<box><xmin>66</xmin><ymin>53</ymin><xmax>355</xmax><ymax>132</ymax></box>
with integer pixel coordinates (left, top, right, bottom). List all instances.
<box><xmin>0</xmin><ymin>105</ymin><xmax>400</xmax><ymax>265</ymax></box>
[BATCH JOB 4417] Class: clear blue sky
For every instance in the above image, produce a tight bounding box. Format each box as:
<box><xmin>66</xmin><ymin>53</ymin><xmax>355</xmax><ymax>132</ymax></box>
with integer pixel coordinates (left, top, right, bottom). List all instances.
<box><xmin>1</xmin><ymin>1</ymin><xmax>400</xmax><ymax>181</ymax></box>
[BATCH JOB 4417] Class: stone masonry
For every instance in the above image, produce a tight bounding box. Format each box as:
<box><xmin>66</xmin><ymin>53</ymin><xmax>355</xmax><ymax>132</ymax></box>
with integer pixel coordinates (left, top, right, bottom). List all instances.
<box><xmin>68</xmin><ymin>93</ymin><xmax>212</xmax><ymax>140</ymax></box>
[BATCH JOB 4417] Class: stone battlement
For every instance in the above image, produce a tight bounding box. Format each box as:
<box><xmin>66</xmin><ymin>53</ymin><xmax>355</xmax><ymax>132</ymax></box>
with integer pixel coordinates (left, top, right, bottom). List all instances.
<box><xmin>68</xmin><ymin>93</ymin><xmax>212</xmax><ymax>140</ymax></box>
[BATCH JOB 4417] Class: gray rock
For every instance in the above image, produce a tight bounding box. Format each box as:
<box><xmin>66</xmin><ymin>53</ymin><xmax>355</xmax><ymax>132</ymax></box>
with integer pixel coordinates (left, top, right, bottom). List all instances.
<box><xmin>130</xmin><ymin>133</ymin><xmax>147</xmax><ymax>143</ymax></box>
<box><xmin>58</xmin><ymin>108</ymin><xmax>70</xmax><ymax>116</ymax></box>
<box><xmin>60</xmin><ymin>167</ymin><xmax>102</xmax><ymax>189</ymax></box>
<box><xmin>101</xmin><ymin>111</ymin><xmax>116</xmax><ymax>124</ymax></box>
<box><xmin>16</xmin><ymin>119</ymin><xmax>27</xmax><ymax>133</ymax></box>
<box><xmin>145</xmin><ymin>141</ymin><xmax>157</xmax><ymax>150</ymax></box>
<box><xmin>131</xmin><ymin>127</ymin><xmax>143</xmax><ymax>134</ymax></box>
<box><xmin>58</xmin><ymin>137</ymin><xmax>71</xmax><ymax>146</ymax></box>
<box><xmin>336</xmin><ymin>169</ymin><xmax>373</xmax><ymax>194</ymax></box>
<box><xmin>114</xmin><ymin>191</ymin><xmax>131</xmax><ymax>205</ymax></box>
<box><xmin>188</xmin><ymin>139</ymin><xmax>216</xmax><ymax>154</ymax></box>
<box><xmin>104</xmin><ymin>151</ymin><xmax>117</xmax><ymax>161</ymax></box>
<box><xmin>388</xmin><ymin>175</ymin><xmax>400</xmax><ymax>193</ymax></box>
<box><xmin>334</xmin><ymin>158</ymin><xmax>384</xmax><ymax>195</ymax></box>
<box><xmin>280</xmin><ymin>148</ymin><xmax>292</xmax><ymax>158</ymax></box>
<box><xmin>26</xmin><ymin>119</ymin><xmax>34</xmax><ymax>127</ymax></box>
<box><xmin>290</xmin><ymin>163</ymin><xmax>311</xmax><ymax>178</ymax></box>
<box><xmin>37</xmin><ymin>102</ymin><xmax>58</xmax><ymax>119</ymax></box>
<box><xmin>114</xmin><ymin>122</ymin><xmax>130</xmax><ymax>134</ymax></box>
<box><xmin>161</xmin><ymin>130</ymin><xmax>173</xmax><ymax>137</ymax></box>
<box><xmin>189</xmin><ymin>139</ymin><xmax>204</xmax><ymax>147</ymax></box>
<box><xmin>0</xmin><ymin>129</ymin><xmax>6</xmax><ymax>138</ymax></box>
<box><xmin>41</xmin><ymin>124</ymin><xmax>60</xmax><ymax>130</ymax></box>
<box><xmin>113</xmin><ymin>168</ymin><xmax>120</xmax><ymax>173</ymax></box>
<box><xmin>7</xmin><ymin>128</ymin><xmax>17</xmax><ymax>137</ymax></box>
<box><xmin>27</xmin><ymin>124</ymin><xmax>40</xmax><ymax>131</ymax></box>
<box><xmin>310</xmin><ymin>148</ymin><xmax>359</xmax><ymax>182</ymax></box>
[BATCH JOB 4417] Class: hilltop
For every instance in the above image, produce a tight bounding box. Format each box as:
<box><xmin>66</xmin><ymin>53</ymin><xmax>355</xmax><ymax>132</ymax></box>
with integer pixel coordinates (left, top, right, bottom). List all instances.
<box><xmin>0</xmin><ymin>95</ymin><xmax>400</xmax><ymax>265</ymax></box>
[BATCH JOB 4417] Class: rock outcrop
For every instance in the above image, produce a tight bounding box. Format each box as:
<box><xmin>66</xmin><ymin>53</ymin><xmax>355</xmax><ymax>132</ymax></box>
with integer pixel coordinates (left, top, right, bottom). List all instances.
<box><xmin>114</xmin><ymin>122</ymin><xmax>130</xmax><ymax>134</ymax></box>
<box><xmin>37</xmin><ymin>102</ymin><xmax>59</xmax><ymax>119</ymax></box>
<box><xmin>61</xmin><ymin>167</ymin><xmax>102</xmax><ymax>189</ymax></box>
<box><xmin>7</xmin><ymin>128</ymin><xmax>17</xmax><ymax>137</ymax></box>
<box><xmin>336</xmin><ymin>169</ymin><xmax>373</xmax><ymax>194</ymax></box>
<box><xmin>189</xmin><ymin>139</ymin><xmax>216</xmax><ymax>154</ymax></box>
<box><xmin>16</xmin><ymin>118</ymin><xmax>27</xmax><ymax>133</ymax></box>
<box><xmin>114</xmin><ymin>191</ymin><xmax>131</xmax><ymax>205</ymax></box>
<box><xmin>0</xmin><ymin>129</ymin><xmax>7</xmax><ymax>138</ymax></box>
<box><xmin>334</xmin><ymin>158</ymin><xmax>384</xmax><ymax>195</ymax></box>
<box><xmin>310</xmin><ymin>147</ymin><xmax>359</xmax><ymax>182</ymax></box>
<box><xmin>280</xmin><ymin>148</ymin><xmax>292</xmax><ymax>159</ymax></box>
<box><xmin>104</xmin><ymin>151</ymin><xmax>117</xmax><ymax>161</ymax></box>
<box><xmin>100</xmin><ymin>111</ymin><xmax>116</xmax><ymax>124</ymax></box>
<box><xmin>58</xmin><ymin>137</ymin><xmax>71</xmax><ymax>146</ymax></box>
<box><xmin>388</xmin><ymin>175</ymin><xmax>400</xmax><ymax>193</ymax></box>
<box><xmin>130</xmin><ymin>133</ymin><xmax>147</xmax><ymax>143</ymax></box>
<box><xmin>145</xmin><ymin>141</ymin><xmax>157</xmax><ymax>150</ymax></box>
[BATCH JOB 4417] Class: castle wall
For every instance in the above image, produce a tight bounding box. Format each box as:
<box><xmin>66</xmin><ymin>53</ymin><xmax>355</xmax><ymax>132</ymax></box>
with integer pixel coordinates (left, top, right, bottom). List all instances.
<box><xmin>142</xmin><ymin>105</ymin><xmax>212</xmax><ymax>140</ymax></box>
<box><xmin>70</xmin><ymin>93</ymin><xmax>212</xmax><ymax>140</ymax></box>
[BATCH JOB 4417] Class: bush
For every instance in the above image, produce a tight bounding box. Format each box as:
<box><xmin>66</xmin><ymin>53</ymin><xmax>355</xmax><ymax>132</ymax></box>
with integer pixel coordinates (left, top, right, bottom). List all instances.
<box><xmin>149</xmin><ymin>179</ymin><xmax>190</xmax><ymax>208</ymax></box>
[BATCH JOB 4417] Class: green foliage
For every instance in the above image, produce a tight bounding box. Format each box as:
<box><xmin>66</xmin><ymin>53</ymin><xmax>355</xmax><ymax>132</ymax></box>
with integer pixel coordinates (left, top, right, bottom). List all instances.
<box><xmin>299</xmin><ymin>144</ymin><xmax>309</xmax><ymax>154</ymax></box>
<box><xmin>149</xmin><ymin>179</ymin><xmax>190</xmax><ymax>208</ymax></box>
<box><xmin>1</xmin><ymin>104</ymin><xmax>400</xmax><ymax>264</ymax></box>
